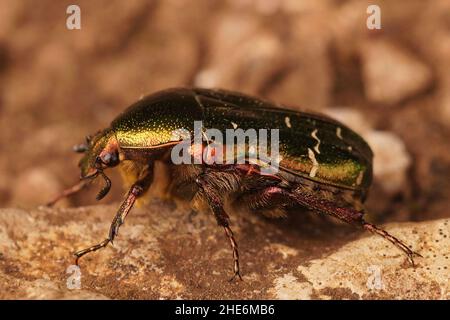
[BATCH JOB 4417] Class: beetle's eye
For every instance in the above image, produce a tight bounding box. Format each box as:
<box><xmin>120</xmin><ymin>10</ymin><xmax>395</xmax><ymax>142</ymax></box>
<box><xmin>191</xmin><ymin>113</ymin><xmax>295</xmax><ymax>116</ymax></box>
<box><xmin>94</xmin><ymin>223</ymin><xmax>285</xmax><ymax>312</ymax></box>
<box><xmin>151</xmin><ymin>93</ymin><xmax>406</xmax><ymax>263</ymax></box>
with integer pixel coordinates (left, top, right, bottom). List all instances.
<box><xmin>102</xmin><ymin>153</ymin><xmax>112</xmax><ymax>163</ymax></box>
<box><xmin>100</xmin><ymin>152</ymin><xmax>119</xmax><ymax>166</ymax></box>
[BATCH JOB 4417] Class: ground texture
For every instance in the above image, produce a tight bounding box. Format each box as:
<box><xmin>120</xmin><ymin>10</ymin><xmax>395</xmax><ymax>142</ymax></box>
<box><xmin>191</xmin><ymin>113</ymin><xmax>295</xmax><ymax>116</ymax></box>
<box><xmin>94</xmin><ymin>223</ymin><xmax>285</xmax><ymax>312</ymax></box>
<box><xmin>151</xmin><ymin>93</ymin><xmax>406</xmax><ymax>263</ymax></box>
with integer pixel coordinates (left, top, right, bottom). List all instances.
<box><xmin>0</xmin><ymin>204</ymin><xmax>448</xmax><ymax>299</ymax></box>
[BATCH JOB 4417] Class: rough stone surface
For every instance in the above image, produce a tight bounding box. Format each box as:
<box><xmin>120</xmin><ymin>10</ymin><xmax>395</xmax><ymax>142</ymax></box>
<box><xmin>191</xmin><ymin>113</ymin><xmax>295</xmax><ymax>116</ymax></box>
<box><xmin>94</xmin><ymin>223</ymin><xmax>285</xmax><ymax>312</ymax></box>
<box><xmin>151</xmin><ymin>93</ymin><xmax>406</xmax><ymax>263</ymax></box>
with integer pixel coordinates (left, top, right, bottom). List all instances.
<box><xmin>0</xmin><ymin>203</ymin><xmax>448</xmax><ymax>299</ymax></box>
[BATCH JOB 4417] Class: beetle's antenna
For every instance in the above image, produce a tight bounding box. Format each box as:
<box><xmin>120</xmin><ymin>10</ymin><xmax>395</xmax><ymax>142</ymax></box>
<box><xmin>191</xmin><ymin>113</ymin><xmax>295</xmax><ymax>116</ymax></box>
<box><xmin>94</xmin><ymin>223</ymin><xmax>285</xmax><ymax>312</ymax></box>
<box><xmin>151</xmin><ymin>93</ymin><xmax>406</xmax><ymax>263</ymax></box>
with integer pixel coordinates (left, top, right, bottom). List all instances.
<box><xmin>73</xmin><ymin>144</ymin><xmax>88</xmax><ymax>153</ymax></box>
<box><xmin>96</xmin><ymin>170</ymin><xmax>111</xmax><ymax>200</ymax></box>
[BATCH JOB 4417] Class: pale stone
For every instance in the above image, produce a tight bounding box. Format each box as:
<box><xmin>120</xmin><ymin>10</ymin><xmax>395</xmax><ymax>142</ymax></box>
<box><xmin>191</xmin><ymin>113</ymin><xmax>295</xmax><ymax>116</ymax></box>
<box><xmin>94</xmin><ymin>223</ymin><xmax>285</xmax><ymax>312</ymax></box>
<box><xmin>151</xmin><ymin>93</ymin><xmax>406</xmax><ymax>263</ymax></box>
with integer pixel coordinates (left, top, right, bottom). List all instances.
<box><xmin>0</xmin><ymin>205</ymin><xmax>447</xmax><ymax>299</ymax></box>
<box><xmin>364</xmin><ymin>131</ymin><xmax>412</xmax><ymax>194</ymax></box>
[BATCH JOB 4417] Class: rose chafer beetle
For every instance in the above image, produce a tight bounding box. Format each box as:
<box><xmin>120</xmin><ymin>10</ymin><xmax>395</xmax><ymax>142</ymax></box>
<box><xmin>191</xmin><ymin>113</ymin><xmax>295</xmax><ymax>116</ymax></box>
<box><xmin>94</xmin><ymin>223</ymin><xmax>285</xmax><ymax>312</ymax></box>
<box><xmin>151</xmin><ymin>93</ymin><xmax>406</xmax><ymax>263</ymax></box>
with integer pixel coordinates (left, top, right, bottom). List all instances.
<box><xmin>48</xmin><ymin>88</ymin><xmax>420</xmax><ymax>280</ymax></box>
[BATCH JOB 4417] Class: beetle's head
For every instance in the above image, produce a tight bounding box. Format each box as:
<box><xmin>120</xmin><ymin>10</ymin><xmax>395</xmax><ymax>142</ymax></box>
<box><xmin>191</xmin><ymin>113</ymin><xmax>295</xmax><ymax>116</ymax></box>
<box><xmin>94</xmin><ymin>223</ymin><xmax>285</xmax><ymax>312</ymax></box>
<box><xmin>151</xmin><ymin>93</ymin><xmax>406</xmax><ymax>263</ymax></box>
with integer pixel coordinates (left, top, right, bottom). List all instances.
<box><xmin>74</xmin><ymin>128</ymin><xmax>120</xmax><ymax>200</ymax></box>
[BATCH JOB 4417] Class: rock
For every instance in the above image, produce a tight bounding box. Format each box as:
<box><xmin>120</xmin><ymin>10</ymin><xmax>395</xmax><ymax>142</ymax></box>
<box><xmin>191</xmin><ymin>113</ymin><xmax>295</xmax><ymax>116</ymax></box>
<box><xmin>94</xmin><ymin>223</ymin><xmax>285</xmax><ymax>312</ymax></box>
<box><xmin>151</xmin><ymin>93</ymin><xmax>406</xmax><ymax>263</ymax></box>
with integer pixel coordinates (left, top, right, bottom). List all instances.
<box><xmin>271</xmin><ymin>218</ymin><xmax>449</xmax><ymax>299</ymax></box>
<box><xmin>194</xmin><ymin>13</ymin><xmax>285</xmax><ymax>95</ymax></box>
<box><xmin>433</xmin><ymin>35</ymin><xmax>450</xmax><ymax>126</ymax></box>
<box><xmin>11</xmin><ymin>168</ymin><xmax>65</xmax><ymax>207</ymax></box>
<box><xmin>323</xmin><ymin>107</ymin><xmax>371</xmax><ymax>135</ymax></box>
<box><xmin>360</xmin><ymin>40</ymin><xmax>433</xmax><ymax>105</ymax></box>
<box><xmin>195</xmin><ymin>7</ymin><xmax>333</xmax><ymax>109</ymax></box>
<box><xmin>364</xmin><ymin>131</ymin><xmax>411</xmax><ymax>195</ymax></box>
<box><xmin>266</xmin><ymin>14</ymin><xmax>333</xmax><ymax>109</ymax></box>
<box><xmin>330</xmin><ymin>0</ymin><xmax>369</xmax><ymax>58</ymax></box>
<box><xmin>0</xmin><ymin>204</ymin><xmax>448</xmax><ymax>299</ymax></box>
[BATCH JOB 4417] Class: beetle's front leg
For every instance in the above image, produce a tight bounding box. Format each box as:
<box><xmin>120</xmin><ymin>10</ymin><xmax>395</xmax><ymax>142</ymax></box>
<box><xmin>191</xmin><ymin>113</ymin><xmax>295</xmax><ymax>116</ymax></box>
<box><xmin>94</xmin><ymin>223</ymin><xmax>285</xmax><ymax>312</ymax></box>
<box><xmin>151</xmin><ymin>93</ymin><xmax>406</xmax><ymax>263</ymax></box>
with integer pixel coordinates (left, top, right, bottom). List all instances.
<box><xmin>46</xmin><ymin>179</ymin><xmax>91</xmax><ymax>207</ymax></box>
<box><xmin>74</xmin><ymin>168</ymin><xmax>153</xmax><ymax>265</ymax></box>
<box><xmin>195</xmin><ymin>172</ymin><xmax>242</xmax><ymax>281</ymax></box>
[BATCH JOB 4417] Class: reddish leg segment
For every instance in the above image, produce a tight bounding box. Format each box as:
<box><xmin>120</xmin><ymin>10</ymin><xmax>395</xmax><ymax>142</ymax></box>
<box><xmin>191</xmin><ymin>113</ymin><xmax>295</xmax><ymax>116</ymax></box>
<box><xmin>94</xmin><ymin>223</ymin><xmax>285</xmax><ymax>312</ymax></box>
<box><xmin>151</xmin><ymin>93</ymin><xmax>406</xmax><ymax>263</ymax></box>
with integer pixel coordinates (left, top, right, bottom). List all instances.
<box><xmin>46</xmin><ymin>179</ymin><xmax>90</xmax><ymax>207</ymax></box>
<box><xmin>240</xmin><ymin>184</ymin><xmax>421</xmax><ymax>266</ymax></box>
<box><xmin>288</xmin><ymin>188</ymin><xmax>421</xmax><ymax>265</ymax></box>
<box><xmin>74</xmin><ymin>171</ymin><xmax>153</xmax><ymax>265</ymax></box>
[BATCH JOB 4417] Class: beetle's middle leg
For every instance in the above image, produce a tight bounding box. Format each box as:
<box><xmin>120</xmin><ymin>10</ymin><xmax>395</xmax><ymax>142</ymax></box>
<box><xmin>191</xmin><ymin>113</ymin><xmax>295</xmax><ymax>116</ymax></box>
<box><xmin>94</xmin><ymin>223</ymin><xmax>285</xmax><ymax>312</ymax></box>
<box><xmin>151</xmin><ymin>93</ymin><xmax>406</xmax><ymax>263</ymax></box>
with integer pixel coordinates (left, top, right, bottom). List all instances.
<box><xmin>195</xmin><ymin>170</ymin><xmax>242</xmax><ymax>281</ymax></box>
<box><xmin>74</xmin><ymin>168</ymin><xmax>153</xmax><ymax>265</ymax></box>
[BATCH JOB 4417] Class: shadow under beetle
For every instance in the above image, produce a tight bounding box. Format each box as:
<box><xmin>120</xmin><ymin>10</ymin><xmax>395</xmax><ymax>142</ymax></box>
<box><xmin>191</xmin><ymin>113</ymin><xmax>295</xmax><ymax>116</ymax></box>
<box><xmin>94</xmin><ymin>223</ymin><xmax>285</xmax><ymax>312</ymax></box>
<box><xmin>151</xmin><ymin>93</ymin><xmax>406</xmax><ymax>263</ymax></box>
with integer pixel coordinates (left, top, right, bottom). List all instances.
<box><xmin>48</xmin><ymin>88</ymin><xmax>421</xmax><ymax>280</ymax></box>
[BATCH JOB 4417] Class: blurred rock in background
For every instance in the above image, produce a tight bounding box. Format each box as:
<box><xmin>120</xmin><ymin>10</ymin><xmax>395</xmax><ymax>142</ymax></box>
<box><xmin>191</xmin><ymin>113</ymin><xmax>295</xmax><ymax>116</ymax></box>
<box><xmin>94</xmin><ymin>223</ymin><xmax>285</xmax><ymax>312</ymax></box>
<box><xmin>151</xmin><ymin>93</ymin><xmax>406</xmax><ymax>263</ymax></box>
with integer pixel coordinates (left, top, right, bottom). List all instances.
<box><xmin>0</xmin><ymin>0</ymin><xmax>449</xmax><ymax>236</ymax></box>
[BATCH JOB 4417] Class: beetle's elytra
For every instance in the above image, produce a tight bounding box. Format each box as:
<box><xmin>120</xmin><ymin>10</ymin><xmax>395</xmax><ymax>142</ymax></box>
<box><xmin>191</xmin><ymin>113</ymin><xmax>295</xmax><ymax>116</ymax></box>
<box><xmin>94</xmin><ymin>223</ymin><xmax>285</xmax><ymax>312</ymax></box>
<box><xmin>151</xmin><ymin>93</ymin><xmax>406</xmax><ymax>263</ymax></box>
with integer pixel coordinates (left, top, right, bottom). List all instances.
<box><xmin>48</xmin><ymin>87</ymin><xmax>420</xmax><ymax>280</ymax></box>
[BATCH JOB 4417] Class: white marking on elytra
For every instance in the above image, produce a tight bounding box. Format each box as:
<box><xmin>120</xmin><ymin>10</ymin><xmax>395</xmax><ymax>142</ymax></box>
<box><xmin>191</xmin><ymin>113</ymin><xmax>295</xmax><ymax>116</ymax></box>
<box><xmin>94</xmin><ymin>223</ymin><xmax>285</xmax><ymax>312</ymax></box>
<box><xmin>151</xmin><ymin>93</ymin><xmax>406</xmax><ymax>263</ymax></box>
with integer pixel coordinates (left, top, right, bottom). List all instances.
<box><xmin>356</xmin><ymin>171</ymin><xmax>364</xmax><ymax>186</ymax></box>
<box><xmin>231</xmin><ymin>121</ymin><xmax>238</xmax><ymax>129</ymax></box>
<box><xmin>284</xmin><ymin>116</ymin><xmax>292</xmax><ymax>128</ymax></box>
<box><xmin>201</xmin><ymin>129</ymin><xmax>212</xmax><ymax>146</ymax></box>
<box><xmin>194</xmin><ymin>94</ymin><xmax>204</xmax><ymax>108</ymax></box>
<box><xmin>336</xmin><ymin>127</ymin><xmax>343</xmax><ymax>140</ymax></box>
<box><xmin>308</xmin><ymin>148</ymin><xmax>319</xmax><ymax>178</ymax></box>
<box><xmin>347</xmin><ymin>146</ymin><xmax>353</xmax><ymax>152</ymax></box>
<box><xmin>311</xmin><ymin>129</ymin><xmax>321</xmax><ymax>154</ymax></box>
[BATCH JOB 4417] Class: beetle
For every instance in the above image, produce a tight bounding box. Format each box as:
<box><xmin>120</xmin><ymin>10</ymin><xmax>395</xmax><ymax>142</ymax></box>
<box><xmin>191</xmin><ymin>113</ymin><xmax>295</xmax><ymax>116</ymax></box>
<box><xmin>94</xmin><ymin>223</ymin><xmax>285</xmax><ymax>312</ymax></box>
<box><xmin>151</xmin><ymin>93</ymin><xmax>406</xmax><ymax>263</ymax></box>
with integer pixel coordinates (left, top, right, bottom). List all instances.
<box><xmin>48</xmin><ymin>87</ymin><xmax>420</xmax><ymax>280</ymax></box>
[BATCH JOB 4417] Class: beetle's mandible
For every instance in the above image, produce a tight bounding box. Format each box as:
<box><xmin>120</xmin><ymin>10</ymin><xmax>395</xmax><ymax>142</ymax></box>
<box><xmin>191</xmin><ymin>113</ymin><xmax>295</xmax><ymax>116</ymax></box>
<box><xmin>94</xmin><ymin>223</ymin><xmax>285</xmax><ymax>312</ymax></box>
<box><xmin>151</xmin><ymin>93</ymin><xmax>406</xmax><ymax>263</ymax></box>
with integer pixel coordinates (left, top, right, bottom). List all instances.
<box><xmin>48</xmin><ymin>88</ymin><xmax>421</xmax><ymax>280</ymax></box>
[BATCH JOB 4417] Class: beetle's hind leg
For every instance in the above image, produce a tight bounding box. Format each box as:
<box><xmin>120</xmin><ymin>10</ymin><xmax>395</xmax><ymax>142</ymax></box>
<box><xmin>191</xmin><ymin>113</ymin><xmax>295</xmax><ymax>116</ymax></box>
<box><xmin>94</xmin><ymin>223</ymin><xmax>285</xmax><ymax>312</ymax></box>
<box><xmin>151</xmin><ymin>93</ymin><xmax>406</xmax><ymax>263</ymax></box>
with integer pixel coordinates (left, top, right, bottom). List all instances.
<box><xmin>362</xmin><ymin>222</ymin><xmax>422</xmax><ymax>265</ymax></box>
<box><xmin>74</xmin><ymin>169</ymin><xmax>153</xmax><ymax>265</ymax></box>
<box><xmin>287</xmin><ymin>189</ymin><xmax>421</xmax><ymax>266</ymax></box>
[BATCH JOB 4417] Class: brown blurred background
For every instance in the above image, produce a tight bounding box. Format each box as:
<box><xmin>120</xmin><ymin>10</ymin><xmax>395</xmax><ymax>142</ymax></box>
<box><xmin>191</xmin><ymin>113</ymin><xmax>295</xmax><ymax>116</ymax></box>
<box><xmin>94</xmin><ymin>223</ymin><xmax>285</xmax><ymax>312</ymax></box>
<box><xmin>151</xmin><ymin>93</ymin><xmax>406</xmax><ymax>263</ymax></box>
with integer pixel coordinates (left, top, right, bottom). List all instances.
<box><xmin>1</xmin><ymin>0</ymin><xmax>449</xmax><ymax>223</ymax></box>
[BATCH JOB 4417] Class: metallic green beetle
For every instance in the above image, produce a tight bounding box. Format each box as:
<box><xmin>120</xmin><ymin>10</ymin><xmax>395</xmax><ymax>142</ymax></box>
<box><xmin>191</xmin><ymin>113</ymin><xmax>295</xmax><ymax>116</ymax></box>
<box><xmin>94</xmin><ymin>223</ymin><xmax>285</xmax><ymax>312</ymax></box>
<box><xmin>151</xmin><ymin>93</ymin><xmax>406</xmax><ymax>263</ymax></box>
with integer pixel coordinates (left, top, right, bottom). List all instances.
<box><xmin>48</xmin><ymin>88</ymin><xmax>420</xmax><ymax>280</ymax></box>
